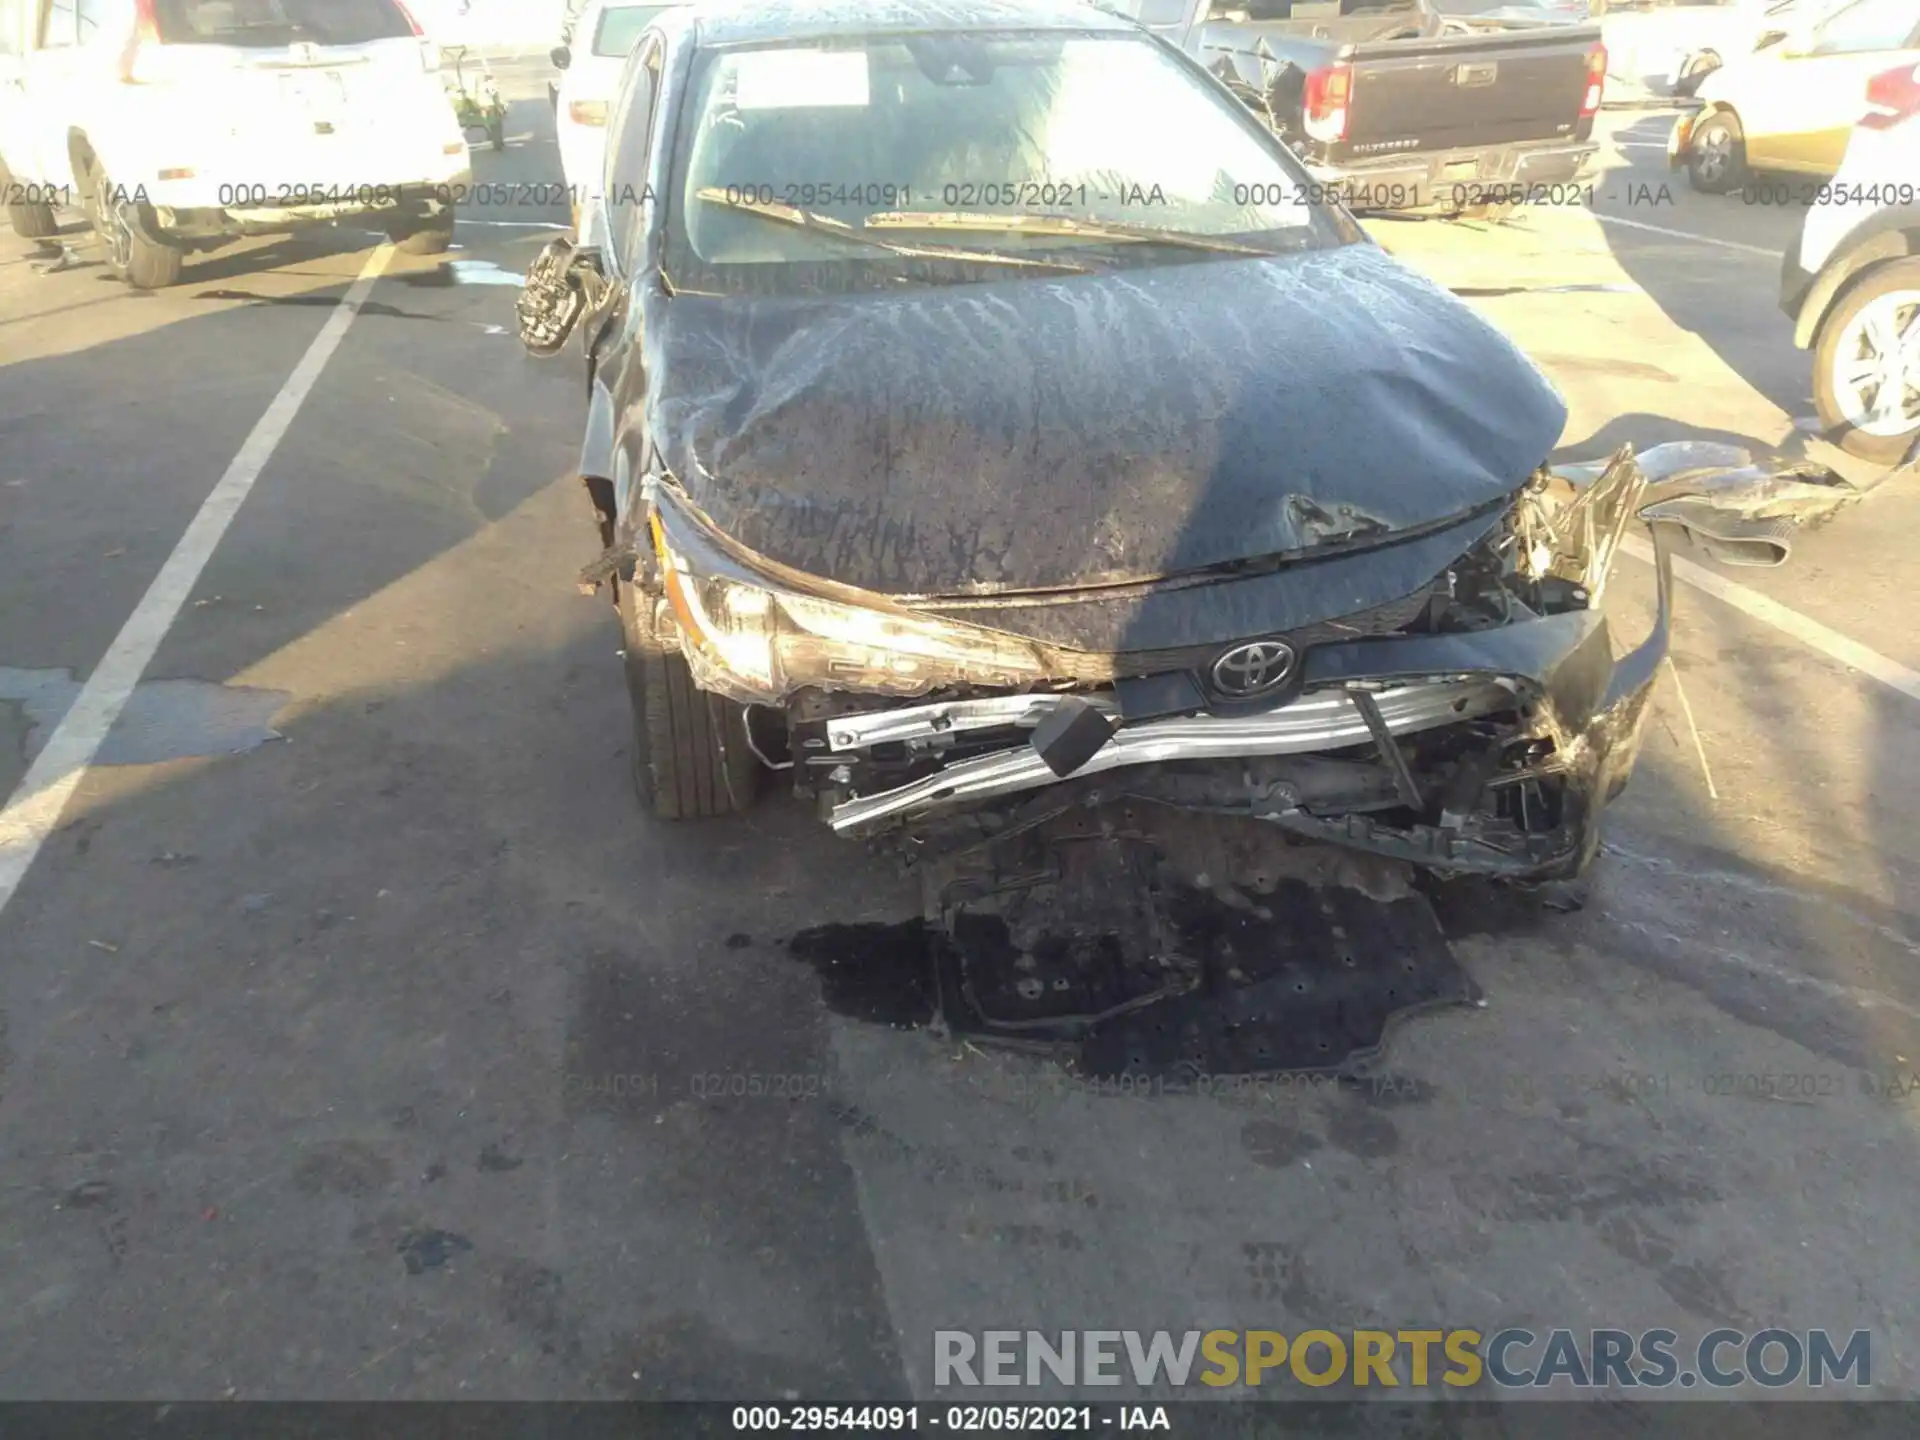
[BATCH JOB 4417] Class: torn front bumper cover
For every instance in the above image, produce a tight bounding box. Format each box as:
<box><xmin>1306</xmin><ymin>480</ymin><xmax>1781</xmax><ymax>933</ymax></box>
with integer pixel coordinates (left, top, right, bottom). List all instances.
<box><xmin>827</xmin><ymin>522</ymin><xmax>1670</xmax><ymax>882</ymax></box>
<box><xmin>645</xmin><ymin>442</ymin><xmax>1850</xmax><ymax>882</ymax></box>
<box><xmin>816</xmin><ymin>450</ymin><xmax>1688</xmax><ymax>883</ymax></box>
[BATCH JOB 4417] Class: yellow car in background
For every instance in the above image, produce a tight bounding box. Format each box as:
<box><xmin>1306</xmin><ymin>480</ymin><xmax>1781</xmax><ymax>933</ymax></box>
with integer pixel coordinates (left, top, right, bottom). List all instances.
<box><xmin>1669</xmin><ymin>0</ymin><xmax>1920</xmax><ymax>190</ymax></box>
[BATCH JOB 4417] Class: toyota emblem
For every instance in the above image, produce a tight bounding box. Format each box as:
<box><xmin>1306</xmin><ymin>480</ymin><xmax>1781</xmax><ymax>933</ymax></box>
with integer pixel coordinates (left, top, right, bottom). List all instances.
<box><xmin>1209</xmin><ymin>640</ymin><xmax>1297</xmax><ymax>698</ymax></box>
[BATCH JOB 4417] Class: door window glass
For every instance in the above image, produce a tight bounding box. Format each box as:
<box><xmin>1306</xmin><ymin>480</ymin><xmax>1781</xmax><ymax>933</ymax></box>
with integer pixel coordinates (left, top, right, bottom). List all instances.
<box><xmin>604</xmin><ymin>37</ymin><xmax>661</xmax><ymax>270</ymax></box>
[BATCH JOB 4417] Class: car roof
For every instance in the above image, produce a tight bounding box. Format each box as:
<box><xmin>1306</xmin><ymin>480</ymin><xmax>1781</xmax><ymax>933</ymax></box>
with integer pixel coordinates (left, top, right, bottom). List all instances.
<box><xmin>672</xmin><ymin>0</ymin><xmax>1138</xmax><ymax>48</ymax></box>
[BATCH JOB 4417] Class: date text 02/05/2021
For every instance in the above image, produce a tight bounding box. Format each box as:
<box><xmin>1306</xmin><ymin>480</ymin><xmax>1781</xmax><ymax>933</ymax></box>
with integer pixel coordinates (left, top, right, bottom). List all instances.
<box><xmin>730</xmin><ymin>1406</ymin><xmax>1165</xmax><ymax>1431</ymax></box>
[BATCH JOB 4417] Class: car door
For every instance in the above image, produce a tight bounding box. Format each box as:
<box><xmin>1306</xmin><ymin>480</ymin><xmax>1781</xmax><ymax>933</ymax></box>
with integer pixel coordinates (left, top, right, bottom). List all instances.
<box><xmin>18</xmin><ymin>0</ymin><xmax>120</xmax><ymax>189</ymax></box>
<box><xmin>1745</xmin><ymin>0</ymin><xmax>1920</xmax><ymax>171</ymax></box>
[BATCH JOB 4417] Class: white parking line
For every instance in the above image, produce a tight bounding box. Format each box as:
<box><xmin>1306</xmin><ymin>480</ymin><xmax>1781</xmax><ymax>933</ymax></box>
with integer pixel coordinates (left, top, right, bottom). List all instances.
<box><xmin>1624</xmin><ymin>533</ymin><xmax>1920</xmax><ymax>704</ymax></box>
<box><xmin>1593</xmin><ymin>211</ymin><xmax>1779</xmax><ymax>259</ymax></box>
<box><xmin>0</xmin><ymin>245</ymin><xmax>394</xmax><ymax>919</ymax></box>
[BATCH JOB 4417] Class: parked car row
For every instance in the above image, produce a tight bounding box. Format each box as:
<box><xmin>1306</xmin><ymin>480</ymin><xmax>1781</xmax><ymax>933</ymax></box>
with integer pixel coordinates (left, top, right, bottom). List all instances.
<box><xmin>1092</xmin><ymin>0</ymin><xmax>1608</xmax><ymax>218</ymax></box>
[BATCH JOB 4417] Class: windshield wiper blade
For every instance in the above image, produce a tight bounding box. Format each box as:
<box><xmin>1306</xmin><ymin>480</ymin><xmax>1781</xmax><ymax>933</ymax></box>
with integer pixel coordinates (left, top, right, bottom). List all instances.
<box><xmin>690</xmin><ymin>189</ymin><xmax>1093</xmax><ymax>273</ymax></box>
<box><xmin>862</xmin><ymin>211</ymin><xmax>1280</xmax><ymax>255</ymax></box>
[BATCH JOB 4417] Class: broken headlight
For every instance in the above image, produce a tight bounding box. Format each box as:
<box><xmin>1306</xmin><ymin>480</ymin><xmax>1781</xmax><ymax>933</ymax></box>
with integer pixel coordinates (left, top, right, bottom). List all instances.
<box><xmin>650</xmin><ymin>510</ymin><xmax>1051</xmax><ymax>703</ymax></box>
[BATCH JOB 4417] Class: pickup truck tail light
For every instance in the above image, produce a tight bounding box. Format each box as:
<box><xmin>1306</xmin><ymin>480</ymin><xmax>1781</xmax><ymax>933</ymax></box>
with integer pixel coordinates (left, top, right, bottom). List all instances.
<box><xmin>1862</xmin><ymin>62</ymin><xmax>1920</xmax><ymax>130</ymax></box>
<box><xmin>569</xmin><ymin>99</ymin><xmax>610</xmax><ymax>126</ymax></box>
<box><xmin>1579</xmin><ymin>42</ymin><xmax>1606</xmax><ymax>119</ymax></box>
<box><xmin>1303</xmin><ymin>63</ymin><xmax>1352</xmax><ymax>144</ymax></box>
<box><xmin>117</xmin><ymin>0</ymin><xmax>161</xmax><ymax>83</ymax></box>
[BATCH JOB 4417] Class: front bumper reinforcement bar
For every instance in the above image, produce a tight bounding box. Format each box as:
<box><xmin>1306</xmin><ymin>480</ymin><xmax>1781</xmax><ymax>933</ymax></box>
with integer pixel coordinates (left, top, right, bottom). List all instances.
<box><xmin>828</xmin><ymin>677</ymin><xmax>1516</xmax><ymax>835</ymax></box>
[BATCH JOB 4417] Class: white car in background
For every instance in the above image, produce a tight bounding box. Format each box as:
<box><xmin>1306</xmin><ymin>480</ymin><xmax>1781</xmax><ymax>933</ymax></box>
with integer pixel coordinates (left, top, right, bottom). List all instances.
<box><xmin>551</xmin><ymin>0</ymin><xmax>678</xmax><ymax>231</ymax></box>
<box><xmin>1599</xmin><ymin>0</ymin><xmax>1829</xmax><ymax>95</ymax></box>
<box><xmin>1671</xmin><ymin>0</ymin><xmax>1920</xmax><ymax>190</ymax></box>
<box><xmin>1780</xmin><ymin>59</ymin><xmax>1920</xmax><ymax>462</ymax></box>
<box><xmin>1672</xmin><ymin>0</ymin><xmax>1837</xmax><ymax>94</ymax></box>
<box><xmin>0</xmin><ymin>0</ymin><xmax>472</xmax><ymax>287</ymax></box>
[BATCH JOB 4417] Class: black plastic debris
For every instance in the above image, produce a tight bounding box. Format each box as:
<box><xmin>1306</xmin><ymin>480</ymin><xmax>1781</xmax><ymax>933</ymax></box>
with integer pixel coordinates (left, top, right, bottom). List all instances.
<box><xmin>923</xmin><ymin>815</ymin><xmax>1479</xmax><ymax>1077</ymax></box>
<box><xmin>1028</xmin><ymin>696</ymin><xmax>1119</xmax><ymax>777</ymax></box>
<box><xmin>1076</xmin><ymin>881</ymin><xmax>1476</xmax><ymax>1079</ymax></box>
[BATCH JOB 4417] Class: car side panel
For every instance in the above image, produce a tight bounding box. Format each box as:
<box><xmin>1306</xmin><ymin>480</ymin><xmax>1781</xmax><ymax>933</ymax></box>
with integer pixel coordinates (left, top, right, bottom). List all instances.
<box><xmin>1791</xmin><ymin>204</ymin><xmax>1920</xmax><ymax>347</ymax></box>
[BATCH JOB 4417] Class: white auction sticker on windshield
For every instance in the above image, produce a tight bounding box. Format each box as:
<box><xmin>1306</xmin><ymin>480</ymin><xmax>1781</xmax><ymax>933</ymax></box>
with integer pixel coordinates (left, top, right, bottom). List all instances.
<box><xmin>732</xmin><ymin>49</ymin><xmax>870</xmax><ymax>110</ymax></box>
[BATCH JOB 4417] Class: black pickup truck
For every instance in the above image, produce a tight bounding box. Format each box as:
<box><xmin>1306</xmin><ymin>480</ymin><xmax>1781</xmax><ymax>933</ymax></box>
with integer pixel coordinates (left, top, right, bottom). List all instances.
<box><xmin>1099</xmin><ymin>0</ymin><xmax>1608</xmax><ymax>215</ymax></box>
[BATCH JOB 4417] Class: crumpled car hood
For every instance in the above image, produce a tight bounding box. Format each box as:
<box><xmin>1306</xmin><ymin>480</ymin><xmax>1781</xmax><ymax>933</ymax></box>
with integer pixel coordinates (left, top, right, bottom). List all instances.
<box><xmin>645</xmin><ymin>241</ymin><xmax>1567</xmax><ymax>597</ymax></box>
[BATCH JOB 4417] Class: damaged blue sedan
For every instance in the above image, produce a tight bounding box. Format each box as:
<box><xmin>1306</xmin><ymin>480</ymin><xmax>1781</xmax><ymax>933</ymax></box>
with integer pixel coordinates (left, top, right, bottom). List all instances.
<box><xmin>517</xmin><ymin>0</ymin><xmax>1682</xmax><ymax>883</ymax></box>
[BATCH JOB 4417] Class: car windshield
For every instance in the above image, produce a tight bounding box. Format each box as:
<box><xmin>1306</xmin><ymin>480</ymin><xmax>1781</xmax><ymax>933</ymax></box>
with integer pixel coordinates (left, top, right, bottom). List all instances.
<box><xmin>152</xmin><ymin>0</ymin><xmax>413</xmax><ymax>45</ymax></box>
<box><xmin>653</xmin><ymin>30</ymin><xmax>1351</xmax><ymax>294</ymax></box>
<box><xmin>593</xmin><ymin>3</ymin><xmax>671</xmax><ymax>57</ymax></box>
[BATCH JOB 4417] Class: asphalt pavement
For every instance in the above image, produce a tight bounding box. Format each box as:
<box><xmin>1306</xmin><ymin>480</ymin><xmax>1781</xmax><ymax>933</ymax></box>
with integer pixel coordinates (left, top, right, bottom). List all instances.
<box><xmin>1</xmin><ymin>84</ymin><xmax>1917</xmax><ymax>1407</ymax></box>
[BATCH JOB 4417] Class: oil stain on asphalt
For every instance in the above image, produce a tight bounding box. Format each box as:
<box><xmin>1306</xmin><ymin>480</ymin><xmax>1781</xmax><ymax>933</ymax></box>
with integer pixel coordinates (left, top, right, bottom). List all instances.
<box><xmin>0</xmin><ymin>665</ymin><xmax>290</xmax><ymax>766</ymax></box>
<box><xmin>785</xmin><ymin>878</ymin><xmax>1481</xmax><ymax>1082</ymax></box>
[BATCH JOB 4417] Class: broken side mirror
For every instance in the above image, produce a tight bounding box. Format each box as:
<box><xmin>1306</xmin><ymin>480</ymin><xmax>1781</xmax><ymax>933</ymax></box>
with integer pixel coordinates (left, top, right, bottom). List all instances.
<box><xmin>551</xmin><ymin>44</ymin><xmax>572</xmax><ymax>69</ymax></box>
<box><xmin>516</xmin><ymin>237</ymin><xmax>605</xmax><ymax>357</ymax></box>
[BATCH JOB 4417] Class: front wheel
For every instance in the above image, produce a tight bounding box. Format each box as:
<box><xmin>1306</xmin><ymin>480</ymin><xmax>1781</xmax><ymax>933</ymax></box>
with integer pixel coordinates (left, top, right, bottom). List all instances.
<box><xmin>1685</xmin><ymin>112</ymin><xmax>1747</xmax><ymax>194</ymax></box>
<box><xmin>1813</xmin><ymin>258</ymin><xmax>1920</xmax><ymax>465</ymax></box>
<box><xmin>85</xmin><ymin>163</ymin><xmax>182</xmax><ymax>288</ymax></box>
<box><xmin>619</xmin><ymin>581</ymin><xmax>762</xmax><ymax>819</ymax></box>
<box><xmin>487</xmin><ymin>114</ymin><xmax>506</xmax><ymax>152</ymax></box>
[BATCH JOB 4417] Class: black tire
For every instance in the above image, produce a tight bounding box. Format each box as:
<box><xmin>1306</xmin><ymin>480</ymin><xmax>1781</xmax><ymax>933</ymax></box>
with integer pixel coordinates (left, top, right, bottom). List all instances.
<box><xmin>619</xmin><ymin>580</ymin><xmax>761</xmax><ymax>819</ymax></box>
<box><xmin>82</xmin><ymin>160</ymin><xmax>183</xmax><ymax>288</ymax></box>
<box><xmin>1812</xmin><ymin>258</ymin><xmax>1920</xmax><ymax>465</ymax></box>
<box><xmin>1685</xmin><ymin>111</ymin><xmax>1747</xmax><ymax>195</ymax></box>
<box><xmin>8</xmin><ymin>199</ymin><xmax>59</xmax><ymax>239</ymax></box>
<box><xmin>387</xmin><ymin>216</ymin><xmax>456</xmax><ymax>254</ymax></box>
<box><xmin>122</xmin><ymin>227</ymin><xmax>184</xmax><ymax>289</ymax></box>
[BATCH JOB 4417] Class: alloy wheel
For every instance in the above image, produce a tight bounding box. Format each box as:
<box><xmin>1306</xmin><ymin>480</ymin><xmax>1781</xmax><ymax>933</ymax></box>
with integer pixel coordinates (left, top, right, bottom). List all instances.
<box><xmin>87</xmin><ymin>168</ymin><xmax>136</xmax><ymax>273</ymax></box>
<box><xmin>1693</xmin><ymin>127</ymin><xmax>1731</xmax><ymax>185</ymax></box>
<box><xmin>1832</xmin><ymin>288</ymin><xmax>1920</xmax><ymax>440</ymax></box>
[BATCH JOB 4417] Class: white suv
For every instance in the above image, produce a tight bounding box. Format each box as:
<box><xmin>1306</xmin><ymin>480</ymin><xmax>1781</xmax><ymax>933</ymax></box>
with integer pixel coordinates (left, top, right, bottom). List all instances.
<box><xmin>0</xmin><ymin>0</ymin><xmax>473</xmax><ymax>287</ymax></box>
<box><xmin>1780</xmin><ymin>58</ymin><xmax>1920</xmax><ymax>463</ymax></box>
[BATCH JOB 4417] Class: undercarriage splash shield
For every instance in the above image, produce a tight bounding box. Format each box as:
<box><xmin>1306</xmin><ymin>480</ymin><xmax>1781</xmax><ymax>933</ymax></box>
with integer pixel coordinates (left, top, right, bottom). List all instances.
<box><xmin>1077</xmin><ymin>883</ymin><xmax>1477</xmax><ymax>1079</ymax></box>
<box><xmin>924</xmin><ymin>809</ymin><xmax>1481</xmax><ymax>1077</ymax></box>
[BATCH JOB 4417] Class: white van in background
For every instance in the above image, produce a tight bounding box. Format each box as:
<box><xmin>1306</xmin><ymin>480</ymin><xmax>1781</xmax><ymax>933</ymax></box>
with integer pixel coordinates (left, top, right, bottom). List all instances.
<box><xmin>551</xmin><ymin>0</ymin><xmax>679</xmax><ymax>232</ymax></box>
<box><xmin>0</xmin><ymin>0</ymin><xmax>472</xmax><ymax>287</ymax></box>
